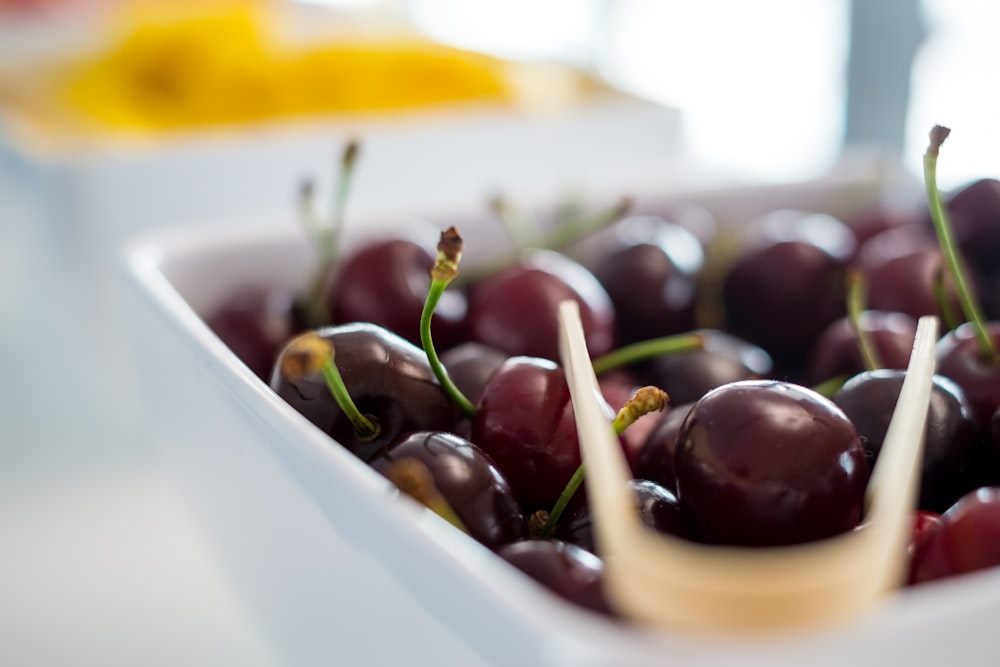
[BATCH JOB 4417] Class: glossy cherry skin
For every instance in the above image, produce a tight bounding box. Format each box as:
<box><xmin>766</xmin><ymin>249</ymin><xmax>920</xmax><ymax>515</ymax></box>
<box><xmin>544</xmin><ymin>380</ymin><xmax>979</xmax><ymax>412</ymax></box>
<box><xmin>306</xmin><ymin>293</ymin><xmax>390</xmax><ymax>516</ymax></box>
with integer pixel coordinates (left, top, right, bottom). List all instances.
<box><xmin>471</xmin><ymin>356</ymin><xmax>608</xmax><ymax>513</ymax></box>
<box><xmin>270</xmin><ymin>323</ymin><xmax>461</xmax><ymax>463</ymax></box>
<box><xmin>938</xmin><ymin>178</ymin><xmax>1000</xmax><ymax>275</ymax></box>
<box><xmin>722</xmin><ymin>211</ymin><xmax>855</xmax><ymax>368</ymax></box>
<box><xmin>936</xmin><ymin>322</ymin><xmax>1000</xmax><ymax>428</ymax></box>
<box><xmin>854</xmin><ymin>225</ymin><xmax>970</xmax><ymax>322</ymax></box>
<box><xmin>906</xmin><ymin>510</ymin><xmax>943</xmax><ymax>585</ymax></box>
<box><xmin>909</xmin><ymin>487</ymin><xmax>1000</xmax><ymax>585</ymax></box>
<box><xmin>465</xmin><ymin>249</ymin><xmax>616</xmax><ymax>363</ymax></box>
<box><xmin>588</xmin><ymin>215</ymin><xmax>704</xmax><ymax>345</ymax></box>
<box><xmin>674</xmin><ymin>380</ymin><xmax>868</xmax><ymax>546</ymax></box>
<box><xmin>497</xmin><ymin>539</ymin><xmax>615</xmax><ymax>616</ymax></box>
<box><xmin>632</xmin><ymin>401</ymin><xmax>696</xmax><ymax>493</ymax></box>
<box><xmin>372</xmin><ymin>431</ymin><xmax>527</xmax><ymax>551</ymax></box>
<box><xmin>804</xmin><ymin>310</ymin><xmax>918</xmax><ymax>386</ymax></box>
<box><xmin>638</xmin><ymin>329</ymin><xmax>772</xmax><ymax>407</ymax></box>
<box><xmin>206</xmin><ymin>283</ymin><xmax>300</xmax><ymax>380</ymax></box>
<box><xmin>597</xmin><ymin>370</ymin><xmax>662</xmax><ymax>470</ymax></box>
<box><xmin>556</xmin><ymin>479</ymin><xmax>692</xmax><ymax>552</ymax></box>
<box><xmin>833</xmin><ymin>369</ymin><xmax>980</xmax><ymax>512</ymax></box>
<box><xmin>326</xmin><ymin>233</ymin><xmax>467</xmax><ymax>351</ymax></box>
<box><xmin>439</xmin><ymin>341</ymin><xmax>508</xmax><ymax>407</ymax></box>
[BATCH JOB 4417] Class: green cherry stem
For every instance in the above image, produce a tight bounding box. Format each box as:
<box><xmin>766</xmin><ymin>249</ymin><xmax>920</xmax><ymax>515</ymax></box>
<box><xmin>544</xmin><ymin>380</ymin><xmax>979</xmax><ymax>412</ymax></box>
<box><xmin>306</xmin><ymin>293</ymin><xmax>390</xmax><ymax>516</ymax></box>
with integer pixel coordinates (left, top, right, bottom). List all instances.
<box><xmin>924</xmin><ymin>125</ymin><xmax>997</xmax><ymax>362</ymax></box>
<box><xmin>590</xmin><ymin>332</ymin><xmax>704</xmax><ymax>375</ymax></box>
<box><xmin>421</xmin><ymin>227</ymin><xmax>478</xmax><ymax>418</ymax></box>
<box><xmin>304</xmin><ymin>140</ymin><xmax>361</xmax><ymax>328</ymax></box>
<box><xmin>845</xmin><ymin>269</ymin><xmax>883</xmax><ymax>372</ymax></box>
<box><xmin>458</xmin><ymin>196</ymin><xmax>633</xmax><ymax>284</ymax></box>
<box><xmin>540</xmin><ymin>386</ymin><xmax>669</xmax><ymax>537</ymax></box>
<box><xmin>281</xmin><ymin>332</ymin><xmax>379</xmax><ymax>440</ymax></box>
<box><xmin>932</xmin><ymin>264</ymin><xmax>964</xmax><ymax>333</ymax></box>
<box><xmin>812</xmin><ymin>374</ymin><xmax>848</xmax><ymax>399</ymax></box>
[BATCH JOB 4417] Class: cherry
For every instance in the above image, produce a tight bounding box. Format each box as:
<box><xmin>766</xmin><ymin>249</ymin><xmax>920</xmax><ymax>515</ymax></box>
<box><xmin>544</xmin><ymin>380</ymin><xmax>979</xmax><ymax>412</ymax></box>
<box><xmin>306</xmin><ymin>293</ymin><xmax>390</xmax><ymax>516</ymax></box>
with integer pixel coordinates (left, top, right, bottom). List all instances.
<box><xmin>854</xmin><ymin>226</ymin><xmax>969</xmax><ymax>323</ymax></box>
<box><xmin>846</xmin><ymin>202</ymin><xmax>925</xmax><ymax>247</ymax></box>
<box><xmin>674</xmin><ymin>380</ymin><xmax>868</xmax><ymax>546</ymax></box>
<box><xmin>470</xmin><ymin>356</ymin><xmax>602</xmax><ymax>513</ymax></box>
<box><xmin>439</xmin><ymin>341</ymin><xmax>508</xmax><ymax>407</ymax></box>
<box><xmin>372</xmin><ymin>431</ymin><xmax>527</xmax><ymax>551</ymax></box>
<box><xmin>465</xmin><ymin>249</ymin><xmax>616</xmax><ymax>363</ymax></box>
<box><xmin>632</xmin><ymin>401</ymin><xmax>696</xmax><ymax>493</ymax></box>
<box><xmin>906</xmin><ymin>510</ymin><xmax>943</xmax><ymax>585</ymax></box>
<box><xmin>833</xmin><ymin>369</ymin><xmax>980</xmax><ymax>512</ymax></box>
<box><xmin>721</xmin><ymin>210</ymin><xmax>855</xmax><ymax>369</ymax></box>
<box><xmin>325</xmin><ymin>228</ymin><xmax>468</xmax><ymax>351</ymax></box>
<box><xmin>936</xmin><ymin>178</ymin><xmax>1000</xmax><ymax>276</ymax></box>
<box><xmin>555</xmin><ymin>479</ymin><xmax>692</xmax><ymax>553</ymax></box>
<box><xmin>936</xmin><ymin>322</ymin><xmax>1000</xmax><ymax>427</ymax></box>
<box><xmin>270</xmin><ymin>323</ymin><xmax>461</xmax><ymax>462</ymax></box>
<box><xmin>587</xmin><ymin>215</ymin><xmax>704</xmax><ymax>345</ymax></box>
<box><xmin>638</xmin><ymin>329</ymin><xmax>772</xmax><ymax>407</ymax></box>
<box><xmin>205</xmin><ymin>283</ymin><xmax>301</xmax><ymax>380</ymax></box>
<box><xmin>909</xmin><ymin>487</ymin><xmax>1000</xmax><ymax>585</ymax></box>
<box><xmin>496</xmin><ymin>539</ymin><xmax>615</xmax><ymax>616</ymax></box>
<box><xmin>805</xmin><ymin>310</ymin><xmax>918</xmax><ymax>386</ymax></box>
<box><xmin>598</xmin><ymin>371</ymin><xmax>662</xmax><ymax>470</ymax></box>
<box><xmin>921</xmin><ymin>126</ymin><xmax>1000</xmax><ymax>429</ymax></box>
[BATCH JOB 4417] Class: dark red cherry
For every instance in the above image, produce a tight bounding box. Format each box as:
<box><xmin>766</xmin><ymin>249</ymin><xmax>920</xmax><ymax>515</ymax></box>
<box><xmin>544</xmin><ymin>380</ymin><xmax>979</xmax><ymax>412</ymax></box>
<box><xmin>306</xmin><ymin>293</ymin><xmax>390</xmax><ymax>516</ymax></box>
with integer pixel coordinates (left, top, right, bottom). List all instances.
<box><xmin>632</xmin><ymin>401</ymin><xmax>696</xmax><ymax>493</ymax></box>
<box><xmin>675</xmin><ymin>380</ymin><xmax>868</xmax><ymax>546</ymax></box>
<box><xmin>846</xmin><ymin>203</ymin><xmax>924</xmax><ymax>247</ymax></box>
<box><xmin>906</xmin><ymin>510</ymin><xmax>943</xmax><ymax>585</ymax></box>
<box><xmin>270</xmin><ymin>323</ymin><xmax>461</xmax><ymax>462</ymax></box>
<box><xmin>854</xmin><ymin>225</ymin><xmax>970</xmax><ymax>322</ymax></box>
<box><xmin>372</xmin><ymin>431</ymin><xmax>527</xmax><ymax>551</ymax></box>
<box><xmin>722</xmin><ymin>210</ymin><xmax>855</xmax><ymax>368</ymax></box>
<box><xmin>909</xmin><ymin>487</ymin><xmax>1000</xmax><ymax>585</ymax></box>
<box><xmin>497</xmin><ymin>539</ymin><xmax>615</xmax><ymax>616</ymax></box>
<box><xmin>598</xmin><ymin>371</ymin><xmax>662</xmax><ymax>470</ymax></box>
<box><xmin>588</xmin><ymin>215</ymin><xmax>704</xmax><ymax>345</ymax></box>
<box><xmin>439</xmin><ymin>341</ymin><xmax>508</xmax><ymax>407</ymax></box>
<box><xmin>937</xmin><ymin>178</ymin><xmax>1000</xmax><ymax>275</ymax></box>
<box><xmin>465</xmin><ymin>249</ymin><xmax>616</xmax><ymax>363</ymax></box>
<box><xmin>206</xmin><ymin>283</ymin><xmax>300</xmax><ymax>380</ymax></box>
<box><xmin>326</xmin><ymin>231</ymin><xmax>467</xmax><ymax>350</ymax></box>
<box><xmin>833</xmin><ymin>369</ymin><xmax>980</xmax><ymax>512</ymax></box>
<box><xmin>936</xmin><ymin>322</ymin><xmax>1000</xmax><ymax>427</ymax></box>
<box><xmin>638</xmin><ymin>329</ymin><xmax>772</xmax><ymax>407</ymax></box>
<box><xmin>556</xmin><ymin>479</ymin><xmax>692</xmax><ymax>552</ymax></box>
<box><xmin>805</xmin><ymin>310</ymin><xmax>918</xmax><ymax>386</ymax></box>
<box><xmin>471</xmin><ymin>356</ymin><xmax>607</xmax><ymax>513</ymax></box>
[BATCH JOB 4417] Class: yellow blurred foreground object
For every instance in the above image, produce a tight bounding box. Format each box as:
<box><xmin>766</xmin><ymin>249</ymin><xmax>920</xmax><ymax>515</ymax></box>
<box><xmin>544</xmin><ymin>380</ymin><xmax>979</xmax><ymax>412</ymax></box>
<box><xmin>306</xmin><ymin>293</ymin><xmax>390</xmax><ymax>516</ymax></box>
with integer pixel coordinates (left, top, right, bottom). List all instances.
<box><xmin>1</xmin><ymin>5</ymin><xmax>560</xmax><ymax>137</ymax></box>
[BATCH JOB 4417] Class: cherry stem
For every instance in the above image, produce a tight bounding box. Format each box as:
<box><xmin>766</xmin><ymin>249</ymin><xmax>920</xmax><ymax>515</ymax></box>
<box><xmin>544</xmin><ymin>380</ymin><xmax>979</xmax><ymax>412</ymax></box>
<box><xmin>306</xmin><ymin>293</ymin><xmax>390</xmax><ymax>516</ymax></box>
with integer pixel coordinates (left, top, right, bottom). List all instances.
<box><xmin>383</xmin><ymin>457</ymin><xmax>468</xmax><ymax>533</ymax></box>
<box><xmin>303</xmin><ymin>140</ymin><xmax>361</xmax><ymax>328</ymax></box>
<box><xmin>924</xmin><ymin>125</ymin><xmax>996</xmax><ymax>361</ymax></box>
<box><xmin>590</xmin><ymin>332</ymin><xmax>704</xmax><ymax>375</ymax></box>
<box><xmin>282</xmin><ymin>332</ymin><xmax>379</xmax><ymax>440</ymax></box>
<box><xmin>421</xmin><ymin>227</ymin><xmax>478</xmax><ymax>418</ymax></box>
<box><xmin>845</xmin><ymin>269</ymin><xmax>883</xmax><ymax>371</ymax></box>
<box><xmin>489</xmin><ymin>195</ymin><xmax>543</xmax><ymax>252</ymax></box>
<box><xmin>812</xmin><ymin>374</ymin><xmax>848</xmax><ymax>399</ymax></box>
<box><xmin>932</xmin><ymin>264</ymin><xmax>963</xmax><ymax>333</ymax></box>
<box><xmin>458</xmin><ymin>196</ymin><xmax>632</xmax><ymax>284</ymax></box>
<box><xmin>540</xmin><ymin>386</ymin><xmax>668</xmax><ymax>537</ymax></box>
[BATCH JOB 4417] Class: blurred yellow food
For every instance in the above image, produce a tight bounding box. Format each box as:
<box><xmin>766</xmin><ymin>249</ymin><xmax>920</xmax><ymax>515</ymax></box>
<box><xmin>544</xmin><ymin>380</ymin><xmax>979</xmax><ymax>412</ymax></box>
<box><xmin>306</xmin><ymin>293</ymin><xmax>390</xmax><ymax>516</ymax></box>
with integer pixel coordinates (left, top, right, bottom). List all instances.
<box><xmin>6</xmin><ymin>5</ymin><xmax>537</xmax><ymax>136</ymax></box>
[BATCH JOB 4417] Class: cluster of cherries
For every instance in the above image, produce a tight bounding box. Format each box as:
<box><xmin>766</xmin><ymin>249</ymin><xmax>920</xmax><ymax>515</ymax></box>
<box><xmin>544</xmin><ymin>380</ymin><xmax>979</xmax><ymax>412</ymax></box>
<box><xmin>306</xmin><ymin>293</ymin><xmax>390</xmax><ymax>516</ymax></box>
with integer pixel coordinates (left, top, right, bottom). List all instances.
<box><xmin>206</xmin><ymin>129</ymin><xmax>1000</xmax><ymax>619</ymax></box>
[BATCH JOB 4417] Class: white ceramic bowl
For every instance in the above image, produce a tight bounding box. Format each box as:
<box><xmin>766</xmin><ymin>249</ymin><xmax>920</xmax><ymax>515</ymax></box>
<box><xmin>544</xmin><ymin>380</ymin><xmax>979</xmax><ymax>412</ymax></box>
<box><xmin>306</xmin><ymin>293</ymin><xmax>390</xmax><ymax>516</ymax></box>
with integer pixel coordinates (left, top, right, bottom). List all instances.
<box><xmin>122</xmin><ymin>174</ymin><xmax>1000</xmax><ymax>666</ymax></box>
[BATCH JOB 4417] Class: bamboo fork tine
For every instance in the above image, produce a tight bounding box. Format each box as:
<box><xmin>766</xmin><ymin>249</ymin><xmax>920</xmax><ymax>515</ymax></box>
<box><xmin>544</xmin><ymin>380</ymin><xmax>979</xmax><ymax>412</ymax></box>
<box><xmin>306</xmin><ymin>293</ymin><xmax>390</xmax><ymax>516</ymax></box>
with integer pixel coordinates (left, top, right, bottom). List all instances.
<box><xmin>558</xmin><ymin>300</ymin><xmax>938</xmax><ymax>632</ymax></box>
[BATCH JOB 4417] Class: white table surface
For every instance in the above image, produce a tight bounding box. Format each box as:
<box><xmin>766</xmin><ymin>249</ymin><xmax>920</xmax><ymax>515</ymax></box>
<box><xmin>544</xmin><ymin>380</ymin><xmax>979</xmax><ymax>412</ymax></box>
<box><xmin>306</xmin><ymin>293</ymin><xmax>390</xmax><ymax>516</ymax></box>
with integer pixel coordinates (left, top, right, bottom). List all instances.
<box><xmin>0</xmin><ymin>173</ymin><xmax>283</xmax><ymax>666</ymax></box>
